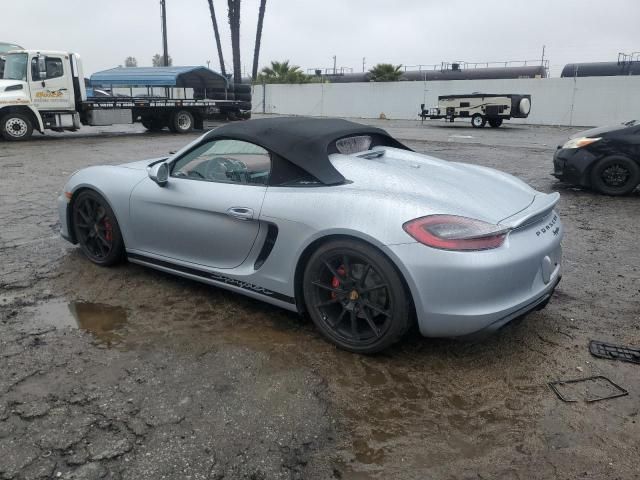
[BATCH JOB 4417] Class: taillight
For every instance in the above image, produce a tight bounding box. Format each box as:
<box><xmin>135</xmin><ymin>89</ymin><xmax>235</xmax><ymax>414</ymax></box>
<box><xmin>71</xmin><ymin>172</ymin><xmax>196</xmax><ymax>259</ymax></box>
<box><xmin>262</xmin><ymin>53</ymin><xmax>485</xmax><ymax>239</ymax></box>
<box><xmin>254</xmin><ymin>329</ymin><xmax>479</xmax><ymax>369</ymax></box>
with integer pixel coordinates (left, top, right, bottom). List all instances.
<box><xmin>403</xmin><ymin>215</ymin><xmax>509</xmax><ymax>251</ymax></box>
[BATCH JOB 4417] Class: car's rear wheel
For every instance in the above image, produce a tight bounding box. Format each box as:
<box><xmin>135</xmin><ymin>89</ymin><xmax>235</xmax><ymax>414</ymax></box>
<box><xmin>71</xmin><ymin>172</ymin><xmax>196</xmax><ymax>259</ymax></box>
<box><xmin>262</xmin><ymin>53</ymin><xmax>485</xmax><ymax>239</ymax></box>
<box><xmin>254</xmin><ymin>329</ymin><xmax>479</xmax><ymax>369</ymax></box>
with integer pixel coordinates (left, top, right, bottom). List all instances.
<box><xmin>72</xmin><ymin>190</ymin><xmax>124</xmax><ymax>266</ymax></box>
<box><xmin>590</xmin><ymin>155</ymin><xmax>640</xmax><ymax>196</ymax></box>
<box><xmin>471</xmin><ymin>114</ymin><xmax>486</xmax><ymax>128</ymax></box>
<box><xmin>303</xmin><ymin>239</ymin><xmax>411</xmax><ymax>354</ymax></box>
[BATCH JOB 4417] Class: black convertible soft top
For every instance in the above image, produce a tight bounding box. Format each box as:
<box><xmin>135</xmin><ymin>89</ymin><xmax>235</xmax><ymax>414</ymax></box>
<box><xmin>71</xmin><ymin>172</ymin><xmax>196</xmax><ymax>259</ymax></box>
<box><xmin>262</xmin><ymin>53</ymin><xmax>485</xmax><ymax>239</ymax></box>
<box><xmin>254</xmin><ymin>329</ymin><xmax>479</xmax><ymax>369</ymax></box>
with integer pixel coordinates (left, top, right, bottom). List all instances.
<box><xmin>204</xmin><ymin>117</ymin><xmax>411</xmax><ymax>185</ymax></box>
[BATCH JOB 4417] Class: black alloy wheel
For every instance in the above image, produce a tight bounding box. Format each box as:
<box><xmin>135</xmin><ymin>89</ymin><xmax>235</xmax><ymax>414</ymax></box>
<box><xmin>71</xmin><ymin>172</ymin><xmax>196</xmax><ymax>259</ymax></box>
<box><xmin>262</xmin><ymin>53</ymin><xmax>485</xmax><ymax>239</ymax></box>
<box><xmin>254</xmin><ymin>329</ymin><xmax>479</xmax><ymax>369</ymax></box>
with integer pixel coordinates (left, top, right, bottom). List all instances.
<box><xmin>72</xmin><ymin>190</ymin><xmax>124</xmax><ymax>266</ymax></box>
<box><xmin>590</xmin><ymin>155</ymin><xmax>640</xmax><ymax>196</ymax></box>
<box><xmin>303</xmin><ymin>239</ymin><xmax>411</xmax><ymax>354</ymax></box>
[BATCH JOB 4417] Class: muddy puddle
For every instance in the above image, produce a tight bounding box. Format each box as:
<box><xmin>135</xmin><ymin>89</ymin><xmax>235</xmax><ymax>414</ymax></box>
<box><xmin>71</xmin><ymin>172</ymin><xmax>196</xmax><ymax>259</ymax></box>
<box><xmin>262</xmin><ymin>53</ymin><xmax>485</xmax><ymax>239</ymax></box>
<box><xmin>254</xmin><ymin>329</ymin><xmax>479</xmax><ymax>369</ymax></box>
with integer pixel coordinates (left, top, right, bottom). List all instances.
<box><xmin>25</xmin><ymin>294</ymin><xmax>552</xmax><ymax>478</ymax></box>
<box><xmin>25</xmin><ymin>300</ymin><xmax>128</xmax><ymax>347</ymax></box>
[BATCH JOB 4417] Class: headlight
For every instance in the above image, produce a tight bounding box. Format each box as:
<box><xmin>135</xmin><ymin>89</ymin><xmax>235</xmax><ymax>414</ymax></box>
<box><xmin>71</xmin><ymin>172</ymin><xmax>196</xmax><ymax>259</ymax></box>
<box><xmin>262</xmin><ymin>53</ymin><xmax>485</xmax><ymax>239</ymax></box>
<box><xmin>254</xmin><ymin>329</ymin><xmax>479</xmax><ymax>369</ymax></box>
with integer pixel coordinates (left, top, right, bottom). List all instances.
<box><xmin>562</xmin><ymin>137</ymin><xmax>601</xmax><ymax>149</ymax></box>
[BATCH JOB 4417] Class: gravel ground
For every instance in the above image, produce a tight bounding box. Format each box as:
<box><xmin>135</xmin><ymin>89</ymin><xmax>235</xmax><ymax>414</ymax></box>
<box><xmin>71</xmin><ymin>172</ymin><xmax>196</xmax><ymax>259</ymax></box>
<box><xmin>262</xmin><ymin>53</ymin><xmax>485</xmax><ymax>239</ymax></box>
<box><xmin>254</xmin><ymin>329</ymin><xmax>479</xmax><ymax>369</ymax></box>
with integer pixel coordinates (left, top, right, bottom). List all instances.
<box><xmin>0</xmin><ymin>118</ymin><xmax>639</xmax><ymax>479</ymax></box>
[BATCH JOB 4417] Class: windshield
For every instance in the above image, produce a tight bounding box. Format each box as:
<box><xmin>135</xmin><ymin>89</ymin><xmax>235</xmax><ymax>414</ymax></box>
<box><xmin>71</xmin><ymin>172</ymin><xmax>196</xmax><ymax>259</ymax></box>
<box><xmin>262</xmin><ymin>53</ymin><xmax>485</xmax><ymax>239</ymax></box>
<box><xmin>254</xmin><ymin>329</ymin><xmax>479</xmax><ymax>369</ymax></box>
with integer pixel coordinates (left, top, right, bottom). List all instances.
<box><xmin>3</xmin><ymin>53</ymin><xmax>27</xmax><ymax>81</ymax></box>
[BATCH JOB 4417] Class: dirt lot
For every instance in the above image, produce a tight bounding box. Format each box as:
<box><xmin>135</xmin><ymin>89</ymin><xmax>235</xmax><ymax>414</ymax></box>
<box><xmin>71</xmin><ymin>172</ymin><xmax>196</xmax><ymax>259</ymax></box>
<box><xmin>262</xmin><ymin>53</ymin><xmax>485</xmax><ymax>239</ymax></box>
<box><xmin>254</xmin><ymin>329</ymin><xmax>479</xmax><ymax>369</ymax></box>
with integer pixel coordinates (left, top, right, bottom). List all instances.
<box><xmin>1</xmin><ymin>118</ymin><xmax>639</xmax><ymax>480</ymax></box>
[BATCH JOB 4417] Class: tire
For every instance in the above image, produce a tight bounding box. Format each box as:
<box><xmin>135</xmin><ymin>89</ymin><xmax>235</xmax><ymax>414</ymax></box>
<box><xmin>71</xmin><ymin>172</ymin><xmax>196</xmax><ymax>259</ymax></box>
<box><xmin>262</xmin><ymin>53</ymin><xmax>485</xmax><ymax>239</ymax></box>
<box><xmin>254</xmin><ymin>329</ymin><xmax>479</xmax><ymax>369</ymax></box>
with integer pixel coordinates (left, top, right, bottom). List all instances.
<box><xmin>471</xmin><ymin>114</ymin><xmax>486</xmax><ymax>128</ymax></box>
<box><xmin>142</xmin><ymin>118</ymin><xmax>165</xmax><ymax>131</ymax></box>
<box><xmin>169</xmin><ymin>110</ymin><xmax>194</xmax><ymax>133</ymax></box>
<box><xmin>590</xmin><ymin>155</ymin><xmax>640</xmax><ymax>196</ymax></box>
<box><xmin>303</xmin><ymin>239</ymin><xmax>412</xmax><ymax>354</ymax></box>
<box><xmin>488</xmin><ymin>118</ymin><xmax>503</xmax><ymax>128</ymax></box>
<box><xmin>72</xmin><ymin>190</ymin><xmax>125</xmax><ymax>266</ymax></box>
<box><xmin>1</xmin><ymin>112</ymin><xmax>33</xmax><ymax>141</ymax></box>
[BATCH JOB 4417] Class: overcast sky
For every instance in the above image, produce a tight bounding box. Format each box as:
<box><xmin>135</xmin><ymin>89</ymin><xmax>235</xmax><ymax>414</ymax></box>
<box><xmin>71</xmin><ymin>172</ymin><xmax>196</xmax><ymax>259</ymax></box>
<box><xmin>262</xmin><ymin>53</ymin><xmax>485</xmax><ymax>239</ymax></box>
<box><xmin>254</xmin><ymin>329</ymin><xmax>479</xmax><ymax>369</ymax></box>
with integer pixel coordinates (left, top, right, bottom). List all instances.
<box><xmin>3</xmin><ymin>0</ymin><xmax>639</xmax><ymax>77</ymax></box>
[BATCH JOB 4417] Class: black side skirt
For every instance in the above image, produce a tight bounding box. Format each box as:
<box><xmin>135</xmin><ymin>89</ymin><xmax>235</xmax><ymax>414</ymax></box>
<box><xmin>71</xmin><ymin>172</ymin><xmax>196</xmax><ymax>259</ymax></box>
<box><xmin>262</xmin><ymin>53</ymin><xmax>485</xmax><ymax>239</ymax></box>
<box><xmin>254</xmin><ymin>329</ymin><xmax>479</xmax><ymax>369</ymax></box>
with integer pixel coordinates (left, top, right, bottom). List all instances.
<box><xmin>127</xmin><ymin>252</ymin><xmax>295</xmax><ymax>304</ymax></box>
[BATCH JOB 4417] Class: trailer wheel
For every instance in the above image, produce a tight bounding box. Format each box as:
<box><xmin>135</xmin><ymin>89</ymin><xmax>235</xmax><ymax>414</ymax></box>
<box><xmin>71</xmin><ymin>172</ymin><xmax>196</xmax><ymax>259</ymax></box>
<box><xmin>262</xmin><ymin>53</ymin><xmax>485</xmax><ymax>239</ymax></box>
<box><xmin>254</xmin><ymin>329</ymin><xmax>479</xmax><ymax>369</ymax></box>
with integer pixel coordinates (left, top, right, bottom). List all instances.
<box><xmin>488</xmin><ymin>118</ymin><xmax>503</xmax><ymax>128</ymax></box>
<box><xmin>1</xmin><ymin>112</ymin><xmax>34</xmax><ymax>141</ymax></box>
<box><xmin>169</xmin><ymin>110</ymin><xmax>194</xmax><ymax>133</ymax></box>
<box><xmin>471</xmin><ymin>114</ymin><xmax>486</xmax><ymax>128</ymax></box>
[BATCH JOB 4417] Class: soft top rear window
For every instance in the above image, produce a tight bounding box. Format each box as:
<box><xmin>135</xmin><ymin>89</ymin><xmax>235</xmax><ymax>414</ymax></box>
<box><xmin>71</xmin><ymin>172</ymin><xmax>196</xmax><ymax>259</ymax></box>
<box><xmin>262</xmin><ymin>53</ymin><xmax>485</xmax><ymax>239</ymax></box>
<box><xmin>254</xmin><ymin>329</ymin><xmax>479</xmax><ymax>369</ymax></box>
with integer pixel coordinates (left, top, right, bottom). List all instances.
<box><xmin>328</xmin><ymin>133</ymin><xmax>399</xmax><ymax>155</ymax></box>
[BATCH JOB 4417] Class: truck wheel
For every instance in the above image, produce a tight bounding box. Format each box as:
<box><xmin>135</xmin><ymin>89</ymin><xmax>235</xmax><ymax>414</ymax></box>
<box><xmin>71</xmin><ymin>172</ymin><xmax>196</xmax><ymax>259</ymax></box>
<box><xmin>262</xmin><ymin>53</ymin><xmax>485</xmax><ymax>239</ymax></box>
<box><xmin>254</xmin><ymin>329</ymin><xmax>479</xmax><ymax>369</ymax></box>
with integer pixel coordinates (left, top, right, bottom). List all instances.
<box><xmin>488</xmin><ymin>118</ymin><xmax>503</xmax><ymax>128</ymax></box>
<box><xmin>169</xmin><ymin>110</ymin><xmax>194</xmax><ymax>133</ymax></box>
<box><xmin>471</xmin><ymin>114</ymin><xmax>486</xmax><ymax>128</ymax></box>
<box><xmin>1</xmin><ymin>112</ymin><xmax>33</xmax><ymax>141</ymax></box>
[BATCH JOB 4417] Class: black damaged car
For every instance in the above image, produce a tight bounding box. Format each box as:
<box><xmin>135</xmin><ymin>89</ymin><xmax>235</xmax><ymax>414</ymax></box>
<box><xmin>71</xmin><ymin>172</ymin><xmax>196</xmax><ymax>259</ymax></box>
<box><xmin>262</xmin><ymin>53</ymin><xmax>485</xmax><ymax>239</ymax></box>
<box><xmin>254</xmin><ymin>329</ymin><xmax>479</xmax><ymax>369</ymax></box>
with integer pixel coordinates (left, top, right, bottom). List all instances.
<box><xmin>553</xmin><ymin>120</ymin><xmax>640</xmax><ymax>195</ymax></box>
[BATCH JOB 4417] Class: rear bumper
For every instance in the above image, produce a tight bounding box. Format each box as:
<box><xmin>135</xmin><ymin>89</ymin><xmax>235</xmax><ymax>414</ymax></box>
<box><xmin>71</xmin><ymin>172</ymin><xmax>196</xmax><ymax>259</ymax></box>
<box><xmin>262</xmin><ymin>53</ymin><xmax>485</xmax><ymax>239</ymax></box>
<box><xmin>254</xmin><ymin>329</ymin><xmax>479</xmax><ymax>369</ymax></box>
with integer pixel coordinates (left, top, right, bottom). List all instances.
<box><xmin>385</xmin><ymin>209</ymin><xmax>563</xmax><ymax>337</ymax></box>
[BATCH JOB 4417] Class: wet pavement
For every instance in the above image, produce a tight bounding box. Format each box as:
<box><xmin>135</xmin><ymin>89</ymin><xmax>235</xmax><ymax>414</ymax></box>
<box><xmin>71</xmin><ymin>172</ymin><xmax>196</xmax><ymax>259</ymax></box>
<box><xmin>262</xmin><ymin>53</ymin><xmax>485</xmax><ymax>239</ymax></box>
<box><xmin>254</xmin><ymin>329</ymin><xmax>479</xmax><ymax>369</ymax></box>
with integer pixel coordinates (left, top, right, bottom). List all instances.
<box><xmin>1</xmin><ymin>119</ymin><xmax>639</xmax><ymax>479</ymax></box>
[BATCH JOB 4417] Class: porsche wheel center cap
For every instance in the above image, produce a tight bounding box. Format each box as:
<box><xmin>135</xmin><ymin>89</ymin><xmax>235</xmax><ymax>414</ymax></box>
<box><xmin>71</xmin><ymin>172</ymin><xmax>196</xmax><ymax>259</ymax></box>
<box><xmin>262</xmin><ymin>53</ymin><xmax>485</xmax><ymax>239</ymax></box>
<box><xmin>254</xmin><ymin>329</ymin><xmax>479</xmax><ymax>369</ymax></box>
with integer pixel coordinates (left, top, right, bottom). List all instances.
<box><xmin>349</xmin><ymin>290</ymin><xmax>359</xmax><ymax>301</ymax></box>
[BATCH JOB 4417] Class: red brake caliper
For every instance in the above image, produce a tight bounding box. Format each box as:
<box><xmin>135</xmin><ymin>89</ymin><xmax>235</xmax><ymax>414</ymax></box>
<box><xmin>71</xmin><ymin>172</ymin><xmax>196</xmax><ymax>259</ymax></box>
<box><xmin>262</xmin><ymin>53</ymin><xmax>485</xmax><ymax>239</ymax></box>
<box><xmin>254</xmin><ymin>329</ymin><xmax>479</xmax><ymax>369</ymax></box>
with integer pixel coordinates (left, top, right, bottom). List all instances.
<box><xmin>330</xmin><ymin>265</ymin><xmax>346</xmax><ymax>299</ymax></box>
<box><xmin>103</xmin><ymin>218</ymin><xmax>113</xmax><ymax>242</ymax></box>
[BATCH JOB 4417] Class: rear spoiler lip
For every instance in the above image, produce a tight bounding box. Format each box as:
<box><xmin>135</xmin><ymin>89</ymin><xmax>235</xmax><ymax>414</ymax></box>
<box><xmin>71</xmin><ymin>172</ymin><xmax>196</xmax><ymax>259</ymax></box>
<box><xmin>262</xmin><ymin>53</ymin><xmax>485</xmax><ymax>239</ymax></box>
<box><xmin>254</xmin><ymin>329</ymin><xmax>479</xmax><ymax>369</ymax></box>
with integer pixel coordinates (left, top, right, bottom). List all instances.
<box><xmin>498</xmin><ymin>192</ymin><xmax>560</xmax><ymax>228</ymax></box>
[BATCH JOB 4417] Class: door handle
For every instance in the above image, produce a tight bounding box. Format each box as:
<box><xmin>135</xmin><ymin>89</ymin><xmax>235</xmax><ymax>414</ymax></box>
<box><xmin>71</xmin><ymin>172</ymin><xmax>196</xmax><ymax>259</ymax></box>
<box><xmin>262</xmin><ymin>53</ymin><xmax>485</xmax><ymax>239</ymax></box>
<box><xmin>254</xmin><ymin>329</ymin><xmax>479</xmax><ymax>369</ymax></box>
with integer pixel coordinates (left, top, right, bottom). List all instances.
<box><xmin>226</xmin><ymin>207</ymin><xmax>254</xmax><ymax>221</ymax></box>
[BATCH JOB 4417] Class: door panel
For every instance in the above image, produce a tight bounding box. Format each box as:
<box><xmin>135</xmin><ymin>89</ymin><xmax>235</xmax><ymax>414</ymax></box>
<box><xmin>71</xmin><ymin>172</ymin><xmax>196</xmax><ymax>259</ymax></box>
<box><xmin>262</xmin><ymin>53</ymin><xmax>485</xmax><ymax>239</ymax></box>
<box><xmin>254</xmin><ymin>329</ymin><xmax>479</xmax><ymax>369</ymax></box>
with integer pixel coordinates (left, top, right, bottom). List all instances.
<box><xmin>29</xmin><ymin>54</ymin><xmax>74</xmax><ymax>110</ymax></box>
<box><xmin>129</xmin><ymin>177</ymin><xmax>266</xmax><ymax>269</ymax></box>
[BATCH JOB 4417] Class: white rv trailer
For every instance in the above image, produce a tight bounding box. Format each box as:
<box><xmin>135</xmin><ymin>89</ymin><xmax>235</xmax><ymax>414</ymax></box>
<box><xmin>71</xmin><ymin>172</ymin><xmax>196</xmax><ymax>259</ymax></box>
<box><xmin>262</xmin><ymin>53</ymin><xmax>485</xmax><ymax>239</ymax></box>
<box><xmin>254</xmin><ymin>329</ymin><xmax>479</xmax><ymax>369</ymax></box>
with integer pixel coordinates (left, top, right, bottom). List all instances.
<box><xmin>420</xmin><ymin>93</ymin><xmax>531</xmax><ymax>128</ymax></box>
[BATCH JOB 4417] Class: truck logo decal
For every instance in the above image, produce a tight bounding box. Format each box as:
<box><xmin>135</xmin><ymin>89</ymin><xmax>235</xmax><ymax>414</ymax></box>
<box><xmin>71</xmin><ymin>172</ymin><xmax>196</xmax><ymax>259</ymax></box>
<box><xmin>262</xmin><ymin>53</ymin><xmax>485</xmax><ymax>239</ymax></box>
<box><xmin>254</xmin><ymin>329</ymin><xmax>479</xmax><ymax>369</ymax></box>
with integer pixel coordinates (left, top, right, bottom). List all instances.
<box><xmin>35</xmin><ymin>89</ymin><xmax>66</xmax><ymax>98</ymax></box>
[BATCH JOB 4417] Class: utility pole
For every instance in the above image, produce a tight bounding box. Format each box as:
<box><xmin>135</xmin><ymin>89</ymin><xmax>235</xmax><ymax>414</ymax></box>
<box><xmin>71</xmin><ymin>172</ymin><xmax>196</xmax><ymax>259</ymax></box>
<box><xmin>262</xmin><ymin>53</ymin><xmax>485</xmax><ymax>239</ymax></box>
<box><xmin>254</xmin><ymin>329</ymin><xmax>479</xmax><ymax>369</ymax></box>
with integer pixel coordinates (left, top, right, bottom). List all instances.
<box><xmin>332</xmin><ymin>55</ymin><xmax>336</xmax><ymax>75</ymax></box>
<box><xmin>362</xmin><ymin>57</ymin><xmax>366</xmax><ymax>72</ymax></box>
<box><xmin>160</xmin><ymin>0</ymin><xmax>169</xmax><ymax>67</ymax></box>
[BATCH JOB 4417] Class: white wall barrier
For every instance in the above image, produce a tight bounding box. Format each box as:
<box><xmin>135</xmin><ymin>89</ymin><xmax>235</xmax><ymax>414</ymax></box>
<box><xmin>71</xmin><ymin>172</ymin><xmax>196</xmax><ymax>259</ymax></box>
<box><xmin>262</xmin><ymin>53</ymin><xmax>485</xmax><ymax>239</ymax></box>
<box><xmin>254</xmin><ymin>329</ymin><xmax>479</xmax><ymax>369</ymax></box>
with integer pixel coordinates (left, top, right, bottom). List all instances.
<box><xmin>252</xmin><ymin>76</ymin><xmax>640</xmax><ymax>127</ymax></box>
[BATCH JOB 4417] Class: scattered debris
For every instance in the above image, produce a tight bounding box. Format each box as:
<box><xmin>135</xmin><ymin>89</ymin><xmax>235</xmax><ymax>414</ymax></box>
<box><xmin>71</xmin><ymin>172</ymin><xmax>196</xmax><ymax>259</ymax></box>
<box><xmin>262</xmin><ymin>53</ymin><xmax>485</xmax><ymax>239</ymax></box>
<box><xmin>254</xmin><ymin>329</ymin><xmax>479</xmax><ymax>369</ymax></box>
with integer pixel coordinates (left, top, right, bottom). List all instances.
<box><xmin>589</xmin><ymin>340</ymin><xmax>640</xmax><ymax>365</ymax></box>
<box><xmin>549</xmin><ymin>376</ymin><xmax>628</xmax><ymax>403</ymax></box>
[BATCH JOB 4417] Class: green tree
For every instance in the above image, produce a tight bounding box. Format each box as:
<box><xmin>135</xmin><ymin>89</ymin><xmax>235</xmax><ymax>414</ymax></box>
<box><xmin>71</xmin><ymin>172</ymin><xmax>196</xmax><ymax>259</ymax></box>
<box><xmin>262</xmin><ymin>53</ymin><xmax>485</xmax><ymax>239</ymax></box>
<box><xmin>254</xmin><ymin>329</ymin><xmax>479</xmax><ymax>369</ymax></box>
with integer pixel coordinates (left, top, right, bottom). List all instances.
<box><xmin>368</xmin><ymin>63</ymin><xmax>403</xmax><ymax>82</ymax></box>
<box><xmin>152</xmin><ymin>54</ymin><xmax>173</xmax><ymax>67</ymax></box>
<box><xmin>124</xmin><ymin>56</ymin><xmax>138</xmax><ymax>67</ymax></box>
<box><xmin>256</xmin><ymin>60</ymin><xmax>309</xmax><ymax>84</ymax></box>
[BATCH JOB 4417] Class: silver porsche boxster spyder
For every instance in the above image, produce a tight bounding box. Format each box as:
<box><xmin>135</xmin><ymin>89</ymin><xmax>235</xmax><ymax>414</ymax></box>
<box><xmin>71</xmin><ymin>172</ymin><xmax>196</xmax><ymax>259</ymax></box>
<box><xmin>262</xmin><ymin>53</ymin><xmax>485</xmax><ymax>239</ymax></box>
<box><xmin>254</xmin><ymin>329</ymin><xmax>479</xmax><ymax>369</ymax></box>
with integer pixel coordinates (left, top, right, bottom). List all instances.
<box><xmin>58</xmin><ymin>117</ymin><xmax>563</xmax><ymax>353</ymax></box>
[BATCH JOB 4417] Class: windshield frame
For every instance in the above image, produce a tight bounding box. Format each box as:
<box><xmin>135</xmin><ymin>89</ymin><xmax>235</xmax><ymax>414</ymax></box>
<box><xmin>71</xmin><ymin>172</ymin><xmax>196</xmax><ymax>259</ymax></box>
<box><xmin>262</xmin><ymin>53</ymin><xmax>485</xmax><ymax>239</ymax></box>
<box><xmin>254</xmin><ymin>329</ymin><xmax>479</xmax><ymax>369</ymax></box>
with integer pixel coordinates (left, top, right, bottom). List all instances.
<box><xmin>2</xmin><ymin>52</ymin><xmax>28</xmax><ymax>81</ymax></box>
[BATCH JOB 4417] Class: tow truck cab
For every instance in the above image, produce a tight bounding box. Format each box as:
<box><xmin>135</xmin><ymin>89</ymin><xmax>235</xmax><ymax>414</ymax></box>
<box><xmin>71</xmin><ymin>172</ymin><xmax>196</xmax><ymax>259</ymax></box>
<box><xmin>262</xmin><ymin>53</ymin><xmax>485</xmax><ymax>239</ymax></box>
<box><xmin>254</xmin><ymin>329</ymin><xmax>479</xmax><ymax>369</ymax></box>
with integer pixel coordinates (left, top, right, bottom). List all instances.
<box><xmin>0</xmin><ymin>50</ymin><xmax>85</xmax><ymax>137</ymax></box>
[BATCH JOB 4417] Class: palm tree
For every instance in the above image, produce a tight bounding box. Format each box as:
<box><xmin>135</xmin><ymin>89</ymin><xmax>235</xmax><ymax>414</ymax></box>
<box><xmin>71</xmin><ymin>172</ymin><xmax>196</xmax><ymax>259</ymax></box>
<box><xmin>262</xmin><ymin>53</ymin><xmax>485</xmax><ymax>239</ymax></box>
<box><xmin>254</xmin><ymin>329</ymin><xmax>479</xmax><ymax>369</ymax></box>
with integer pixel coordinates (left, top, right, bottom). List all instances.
<box><xmin>206</xmin><ymin>0</ymin><xmax>226</xmax><ymax>76</ymax></box>
<box><xmin>227</xmin><ymin>0</ymin><xmax>242</xmax><ymax>84</ymax></box>
<box><xmin>368</xmin><ymin>63</ymin><xmax>403</xmax><ymax>82</ymax></box>
<box><xmin>251</xmin><ymin>0</ymin><xmax>267</xmax><ymax>80</ymax></box>
<box><xmin>256</xmin><ymin>60</ymin><xmax>308</xmax><ymax>84</ymax></box>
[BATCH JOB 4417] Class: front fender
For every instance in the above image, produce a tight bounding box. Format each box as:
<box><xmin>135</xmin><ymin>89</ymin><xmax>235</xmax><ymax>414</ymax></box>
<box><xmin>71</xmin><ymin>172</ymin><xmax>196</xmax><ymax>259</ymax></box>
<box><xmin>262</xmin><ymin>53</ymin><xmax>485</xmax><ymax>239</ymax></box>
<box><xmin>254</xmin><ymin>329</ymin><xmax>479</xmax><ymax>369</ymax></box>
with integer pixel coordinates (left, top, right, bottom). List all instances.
<box><xmin>62</xmin><ymin>166</ymin><xmax>147</xmax><ymax>246</ymax></box>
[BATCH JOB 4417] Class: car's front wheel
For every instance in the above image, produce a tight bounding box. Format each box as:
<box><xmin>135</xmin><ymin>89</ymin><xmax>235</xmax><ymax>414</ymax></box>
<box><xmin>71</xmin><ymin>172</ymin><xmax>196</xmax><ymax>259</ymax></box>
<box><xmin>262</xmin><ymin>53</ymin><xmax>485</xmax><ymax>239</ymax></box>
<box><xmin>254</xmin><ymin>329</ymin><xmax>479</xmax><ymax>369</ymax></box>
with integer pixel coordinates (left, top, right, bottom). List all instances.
<box><xmin>303</xmin><ymin>239</ymin><xmax>411</xmax><ymax>354</ymax></box>
<box><xmin>590</xmin><ymin>155</ymin><xmax>640</xmax><ymax>196</ymax></box>
<box><xmin>72</xmin><ymin>190</ymin><xmax>124</xmax><ymax>266</ymax></box>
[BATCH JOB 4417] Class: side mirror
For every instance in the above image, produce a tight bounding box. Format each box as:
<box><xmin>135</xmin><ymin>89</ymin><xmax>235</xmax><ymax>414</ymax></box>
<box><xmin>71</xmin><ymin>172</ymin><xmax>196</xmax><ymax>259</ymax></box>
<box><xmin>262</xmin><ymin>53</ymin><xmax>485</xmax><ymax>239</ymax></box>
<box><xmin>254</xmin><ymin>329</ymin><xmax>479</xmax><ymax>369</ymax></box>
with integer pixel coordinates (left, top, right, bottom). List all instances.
<box><xmin>148</xmin><ymin>162</ymin><xmax>169</xmax><ymax>187</ymax></box>
<box><xmin>37</xmin><ymin>56</ymin><xmax>46</xmax><ymax>80</ymax></box>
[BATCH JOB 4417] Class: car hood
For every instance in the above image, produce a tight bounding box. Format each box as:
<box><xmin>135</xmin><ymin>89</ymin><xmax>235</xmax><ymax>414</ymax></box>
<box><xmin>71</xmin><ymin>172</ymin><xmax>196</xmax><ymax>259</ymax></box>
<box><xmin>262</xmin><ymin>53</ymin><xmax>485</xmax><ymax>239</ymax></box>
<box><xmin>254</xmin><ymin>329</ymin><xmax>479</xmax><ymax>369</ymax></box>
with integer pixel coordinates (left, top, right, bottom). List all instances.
<box><xmin>331</xmin><ymin>147</ymin><xmax>537</xmax><ymax>224</ymax></box>
<box><xmin>570</xmin><ymin>124</ymin><xmax>629</xmax><ymax>138</ymax></box>
<box><xmin>119</xmin><ymin>157</ymin><xmax>168</xmax><ymax>170</ymax></box>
